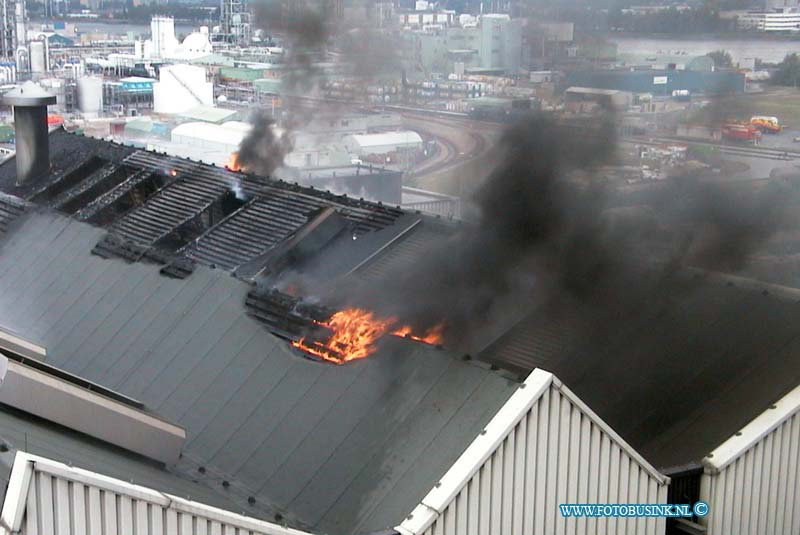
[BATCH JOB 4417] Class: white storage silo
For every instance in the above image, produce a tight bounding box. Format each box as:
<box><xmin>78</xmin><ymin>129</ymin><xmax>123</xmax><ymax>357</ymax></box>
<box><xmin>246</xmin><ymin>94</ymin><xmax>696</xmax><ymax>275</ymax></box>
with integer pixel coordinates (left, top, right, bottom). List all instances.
<box><xmin>77</xmin><ymin>76</ymin><xmax>104</xmax><ymax>114</ymax></box>
<box><xmin>30</xmin><ymin>41</ymin><xmax>47</xmax><ymax>74</ymax></box>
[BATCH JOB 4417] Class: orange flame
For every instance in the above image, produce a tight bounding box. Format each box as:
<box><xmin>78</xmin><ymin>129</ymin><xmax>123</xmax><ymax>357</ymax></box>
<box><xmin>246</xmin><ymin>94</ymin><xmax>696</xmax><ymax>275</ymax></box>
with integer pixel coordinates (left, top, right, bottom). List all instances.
<box><xmin>292</xmin><ymin>308</ymin><xmax>445</xmax><ymax>364</ymax></box>
<box><xmin>391</xmin><ymin>323</ymin><xmax>444</xmax><ymax>345</ymax></box>
<box><xmin>226</xmin><ymin>152</ymin><xmax>243</xmax><ymax>172</ymax></box>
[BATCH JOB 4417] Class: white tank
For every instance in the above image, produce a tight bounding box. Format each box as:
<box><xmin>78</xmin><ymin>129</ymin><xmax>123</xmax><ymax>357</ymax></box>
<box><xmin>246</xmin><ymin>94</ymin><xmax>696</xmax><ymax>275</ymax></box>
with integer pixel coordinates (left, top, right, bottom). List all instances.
<box><xmin>77</xmin><ymin>76</ymin><xmax>104</xmax><ymax>114</ymax></box>
<box><xmin>30</xmin><ymin>41</ymin><xmax>46</xmax><ymax>74</ymax></box>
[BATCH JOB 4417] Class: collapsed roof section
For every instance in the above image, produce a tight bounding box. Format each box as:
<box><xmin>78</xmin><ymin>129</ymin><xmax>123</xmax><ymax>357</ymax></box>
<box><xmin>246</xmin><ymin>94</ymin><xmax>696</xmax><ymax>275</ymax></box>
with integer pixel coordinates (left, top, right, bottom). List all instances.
<box><xmin>0</xmin><ymin>129</ymin><xmax>410</xmax><ymax>284</ymax></box>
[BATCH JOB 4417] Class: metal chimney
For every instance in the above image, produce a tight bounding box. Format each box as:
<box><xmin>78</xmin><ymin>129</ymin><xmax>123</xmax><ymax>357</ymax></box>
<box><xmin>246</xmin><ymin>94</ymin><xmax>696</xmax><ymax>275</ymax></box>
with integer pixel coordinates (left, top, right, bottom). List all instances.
<box><xmin>2</xmin><ymin>81</ymin><xmax>57</xmax><ymax>185</ymax></box>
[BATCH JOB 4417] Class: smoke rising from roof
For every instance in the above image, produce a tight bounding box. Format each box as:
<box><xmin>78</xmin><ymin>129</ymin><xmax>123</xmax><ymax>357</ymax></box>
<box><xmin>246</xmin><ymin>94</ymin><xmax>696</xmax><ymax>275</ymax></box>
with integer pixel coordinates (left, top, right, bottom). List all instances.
<box><xmin>327</xmin><ymin>113</ymin><xmax>790</xmax><ymax>350</ymax></box>
<box><xmin>238</xmin><ymin>0</ymin><xmax>400</xmax><ymax>176</ymax></box>
<box><xmin>237</xmin><ymin>111</ymin><xmax>293</xmax><ymax>177</ymax></box>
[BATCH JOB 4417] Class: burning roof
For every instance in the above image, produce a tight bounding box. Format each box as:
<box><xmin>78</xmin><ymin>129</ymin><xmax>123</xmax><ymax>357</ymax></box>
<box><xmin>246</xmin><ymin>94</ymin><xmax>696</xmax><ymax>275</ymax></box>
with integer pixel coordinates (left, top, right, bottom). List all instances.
<box><xmin>291</xmin><ymin>308</ymin><xmax>444</xmax><ymax>364</ymax></box>
<box><xmin>0</xmin><ymin>212</ymin><xmax>519</xmax><ymax>534</ymax></box>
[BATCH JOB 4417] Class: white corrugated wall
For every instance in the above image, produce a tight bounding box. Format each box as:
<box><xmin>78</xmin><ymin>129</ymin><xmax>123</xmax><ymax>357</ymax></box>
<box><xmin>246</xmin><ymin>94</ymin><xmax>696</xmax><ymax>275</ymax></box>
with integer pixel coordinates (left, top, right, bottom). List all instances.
<box><xmin>701</xmin><ymin>391</ymin><xmax>800</xmax><ymax>535</ymax></box>
<box><xmin>397</xmin><ymin>370</ymin><xmax>669</xmax><ymax>535</ymax></box>
<box><xmin>1</xmin><ymin>453</ymin><xmax>313</xmax><ymax>535</ymax></box>
<box><xmin>24</xmin><ymin>470</ymin><xmax>259</xmax><ymax>535</ymax></box>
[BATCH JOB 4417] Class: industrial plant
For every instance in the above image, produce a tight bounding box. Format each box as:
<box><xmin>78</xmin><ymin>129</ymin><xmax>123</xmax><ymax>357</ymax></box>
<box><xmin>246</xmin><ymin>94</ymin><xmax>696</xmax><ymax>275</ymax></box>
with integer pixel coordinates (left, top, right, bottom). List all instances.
<box><xmin>0</xmin><ymin>1</ymin><xmax>799</xmax><ymax>535</ymax></box>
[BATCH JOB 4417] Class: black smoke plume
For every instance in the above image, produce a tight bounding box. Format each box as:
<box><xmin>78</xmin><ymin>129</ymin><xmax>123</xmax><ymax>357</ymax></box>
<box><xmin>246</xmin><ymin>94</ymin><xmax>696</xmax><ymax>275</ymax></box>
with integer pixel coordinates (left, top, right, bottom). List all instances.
<box><xmin>237</xmin><ymin>111</ymin><xmax>293</xmax><ymax>176</ymax></box>
<box><xmin>252</xmin><ymin>0</ymin><xmax>332</xmax><ymax>92</ymax></box>
<box><xmin>238</xmin><ymin>1</ymin><xmax>401</xmax><ymax>176</ymax></box>
<box><xmin>327</xmin><ymin>113</ymin><xmax>790</xmax><ymax>349</ymax></box>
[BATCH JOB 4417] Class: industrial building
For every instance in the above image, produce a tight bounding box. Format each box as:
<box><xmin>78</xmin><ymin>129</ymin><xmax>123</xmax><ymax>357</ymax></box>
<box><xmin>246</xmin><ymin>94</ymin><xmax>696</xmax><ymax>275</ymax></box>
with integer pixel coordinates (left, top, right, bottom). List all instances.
<box><xmin>170</xmin><ymin>120</ymin><xmax>250</xmax><ymax>157</ymax></box>
<box><xmin>345</xmin><ymin>131</ymin><xmax>424</xmax><ymax>156</ymax></box>
<box><xmin>103</xmin><ymin>77</ymin><xmax>155</xmax><ymax>114</ymax></box>
<box><xmin>564</xmin><ymin>86</ymin><xmax>633</xmax><ymax>112</ymax></box>
<box><xmin>219</xmin><ymin>0</ymin><xmax>251</xmax><ymax>45</ymax></box>
<box><xmin>0</xmin><ymin>0</ymin><xmax>25</xmax><ymax>63</ymax></box>
<box><xmin>564</xmin><ymin>69</ymin><xmax>747</xmax><ymax>96</ymax></box>
<box><xmin>153</xmin><ymin>64</ymin><xmax>214</xmax><ymax>114</ymax></box>
<box><xmin>402</xmin><ymin>14</ymin><xmax>523</xmax><ymax>76</ymax></box>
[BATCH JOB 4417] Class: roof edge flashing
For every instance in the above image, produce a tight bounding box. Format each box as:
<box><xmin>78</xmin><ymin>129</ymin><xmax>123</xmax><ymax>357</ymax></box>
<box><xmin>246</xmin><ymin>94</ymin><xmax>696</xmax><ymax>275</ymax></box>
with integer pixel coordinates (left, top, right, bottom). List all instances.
<box><xmin>0</xmin><ymin>355</ymin><xmax>186</xmax><ymax>465</ymax></box>
<box><xmin>703</xmin><ymin>382</ymin><xmax>800</xmax><ymax>473</ymax></box>
<box><xmin>0</xmin><ymin>329</ymin><xmax>46</xmax><ymax>360</ymax></box>
<box><xmin>555</xmin><ymin>381</ymin><xmax>669</xmax><ymax>485</ymax></box>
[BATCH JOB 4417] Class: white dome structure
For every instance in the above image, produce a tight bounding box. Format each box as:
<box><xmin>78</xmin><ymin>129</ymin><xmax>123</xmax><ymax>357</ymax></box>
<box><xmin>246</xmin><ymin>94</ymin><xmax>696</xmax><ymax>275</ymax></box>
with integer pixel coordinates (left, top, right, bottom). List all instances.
<box><xmin>180</xmin><ymin>32</ymin><xmax>213</xmax><ymax>56</ymax></box>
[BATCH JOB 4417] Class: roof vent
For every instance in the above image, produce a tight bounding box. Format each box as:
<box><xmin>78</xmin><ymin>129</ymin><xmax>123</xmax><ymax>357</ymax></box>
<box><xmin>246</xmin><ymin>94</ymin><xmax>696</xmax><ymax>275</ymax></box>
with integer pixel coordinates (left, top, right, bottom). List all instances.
<box><xmin>1</xmin><ymin>82</ymin><xmax>57</xmax><ymax>185</ymax></box>
<box><xmin>0</xmin><ymin>352</ymin><xmax>185</xmax><ymax>464</ymax></box>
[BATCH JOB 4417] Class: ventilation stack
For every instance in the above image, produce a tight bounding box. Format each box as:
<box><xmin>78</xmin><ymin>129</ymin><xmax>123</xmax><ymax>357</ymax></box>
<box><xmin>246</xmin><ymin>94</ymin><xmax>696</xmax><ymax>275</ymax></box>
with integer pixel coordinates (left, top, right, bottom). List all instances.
<box><xmin>2</xmin><ymin>81</ymin><xmax>57</xmax><ymax>185</ymax></box>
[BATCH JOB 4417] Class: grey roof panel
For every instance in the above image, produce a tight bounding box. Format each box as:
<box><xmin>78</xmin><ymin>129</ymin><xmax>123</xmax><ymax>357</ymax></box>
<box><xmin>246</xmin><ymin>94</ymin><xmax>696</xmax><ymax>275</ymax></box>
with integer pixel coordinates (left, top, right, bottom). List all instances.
<box><xmin>348</xmin><ymin>370</ymin><xmax>518</xmax><ymax>533</ymax></box>
<box><xmin>0</xmin><ymin>211</ymin><xmax>518</xmax><ymax>534</ymax></box>
<box><xmin>98</xmin><ymin>274</ymin><xmax>215</xmax><ymax>389</ymax></box>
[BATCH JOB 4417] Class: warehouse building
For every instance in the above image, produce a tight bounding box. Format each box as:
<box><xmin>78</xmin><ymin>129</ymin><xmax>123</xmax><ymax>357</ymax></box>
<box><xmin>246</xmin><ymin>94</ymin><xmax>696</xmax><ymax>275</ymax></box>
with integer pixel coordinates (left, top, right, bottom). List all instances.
<box><xmin>565</xmin><ymin>69</ymin><xmax>746</xmax><ymax>95</ymax></box>
<box><xmin>170</xmin><ymin>120</ymin><xmax>251</xmax><ymax>156</ymax></box>
<box><xmin>345</xmin><ymin>130</ymin><xmax>424</xmax><ymax>156</ymax></box>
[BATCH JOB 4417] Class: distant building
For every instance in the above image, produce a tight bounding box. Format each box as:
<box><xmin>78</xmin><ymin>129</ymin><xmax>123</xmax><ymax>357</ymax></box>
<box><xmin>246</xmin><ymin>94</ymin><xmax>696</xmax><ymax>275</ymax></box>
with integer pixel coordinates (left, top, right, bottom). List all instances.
<box><xmin>145</xmin><ymin>16</ymin><xmax>179</xmax><ymax>59</ymax></box>
<box><xmin>736</xmin><ymin>7</ymin><xmax>800</xmax><ymax>31</ymax></box>
<box><xmin>398</xmin><ymin>9</ymin><xmax>457</xmax><ymax>28</ymax></box>
<box><xmin>344</xmin><ymin>130</ymin><xmax>423</xmax><ymax>156</ymax></box>
<box><xmin>766</xmin><ymin>0</ymin><xmax>799</xmax><ymax>9</ymax></box>
<box><xmin>402</xmin><ymin>14</ymin><xmax>523</xmax><ymax>76</ymax></box>
<box><xmin>103</xmin><ymin>76</ymin><xmax>155</xmax><ymax>114</ymax></box>
<box><xmin>153</xmin><ymin>64</ymin><xmax>214</xmax><ymax>114</ymax></box>
<box><xmin>0</xmin><ymin>0</ymin><xmax>25</xmax><ymax>66</ymax></box>
<box><xmin>564</xmin><ymin>86</ymin><xmax>632</xmax><ymax>112</ymax></box>
<box><xmin>564</xmin><ymin>69</ymin><xmax>746</xmax><ymax>96</ymax></box>
<box><xmin>220</xmin><ymin>0</ymin><xmax>251</xmax><ymax>45</ymax></box>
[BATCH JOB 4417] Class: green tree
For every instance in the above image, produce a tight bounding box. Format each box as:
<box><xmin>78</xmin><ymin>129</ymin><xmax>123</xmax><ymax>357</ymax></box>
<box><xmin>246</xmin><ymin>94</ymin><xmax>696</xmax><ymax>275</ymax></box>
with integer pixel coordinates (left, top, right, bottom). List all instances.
<box><xmin>772</xmin><ymin>53</ymin><xmax>800</xmax><ymax>87</ymax></box>
<box><xmin>707</xmin><ymin>49</ymin><xmax>733</xmax><ymax>68</ymax></box>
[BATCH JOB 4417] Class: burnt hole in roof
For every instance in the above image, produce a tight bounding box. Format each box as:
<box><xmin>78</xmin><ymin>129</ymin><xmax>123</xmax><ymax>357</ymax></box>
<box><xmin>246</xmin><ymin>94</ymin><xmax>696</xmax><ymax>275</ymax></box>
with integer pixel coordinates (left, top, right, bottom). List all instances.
<box><xmin>57</xmin><ymin>164</ymin><xmax>141</xmax><ymax>215</ymax></box>
<box><xmin>82</xmin><ymin>171</ymin><xmax>169</xmax><ymax>226</ymax></box>
<box><xmin>156</xmin><ymin>190</ymin><xmax>249</xmax><ymax>252</ymax></box>
<box><xmin>30</xmin><ymin>156</ymin><xmax>109</xmax><ymax>203</ymax></box>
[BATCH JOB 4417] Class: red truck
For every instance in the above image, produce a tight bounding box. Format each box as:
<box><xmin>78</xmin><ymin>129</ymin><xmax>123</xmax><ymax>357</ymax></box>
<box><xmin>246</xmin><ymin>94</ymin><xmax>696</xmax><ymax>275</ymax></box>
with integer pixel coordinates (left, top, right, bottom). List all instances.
<box><xmin>722</xmin><ymin>123</ymin><xmax>762</xmax><ymax>144</ymax></box>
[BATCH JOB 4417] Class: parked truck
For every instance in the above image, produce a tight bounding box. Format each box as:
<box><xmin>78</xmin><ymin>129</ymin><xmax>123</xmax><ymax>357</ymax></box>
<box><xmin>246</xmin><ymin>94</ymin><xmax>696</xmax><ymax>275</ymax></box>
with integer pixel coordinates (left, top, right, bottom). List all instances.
<box><xmin>750</xmin><ymin>116</ymin><xmax>781</xmax><ymax>134</ymax></box>
<box><xmin>722</xmin><ymin>123</ymin><xmax>762</xmax><ymax>144</ymax></box>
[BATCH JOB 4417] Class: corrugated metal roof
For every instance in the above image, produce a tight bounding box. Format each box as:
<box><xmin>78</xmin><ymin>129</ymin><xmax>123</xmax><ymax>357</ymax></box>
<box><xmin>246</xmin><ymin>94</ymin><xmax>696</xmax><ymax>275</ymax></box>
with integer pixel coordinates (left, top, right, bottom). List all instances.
<box><xmin>171</xmin><ymin>121</ymin><xmax>249</xmax><ymax>147</ymax></box>
<box><xmin>178</xmin><ymin>106</ymin><xmax>238</xmax><ymax>125</ymax></box>
<box><xmin>0</xmin><ymin>212</ymin><xmax>518</xmax><ymax>535</ymax></box>
<box><xmin>354</xmin><ymin>219</ymin><xmax>454</xmax><ymax>282</ymax></box>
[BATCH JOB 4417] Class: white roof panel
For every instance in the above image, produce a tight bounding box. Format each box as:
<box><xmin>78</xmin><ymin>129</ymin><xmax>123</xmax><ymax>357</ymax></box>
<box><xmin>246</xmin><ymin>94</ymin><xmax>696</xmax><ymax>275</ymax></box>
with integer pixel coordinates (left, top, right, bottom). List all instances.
<box><xmin>349</xmin><ymin>131</ymin><xmax>423</xmax><ymax>148</ymax></box>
